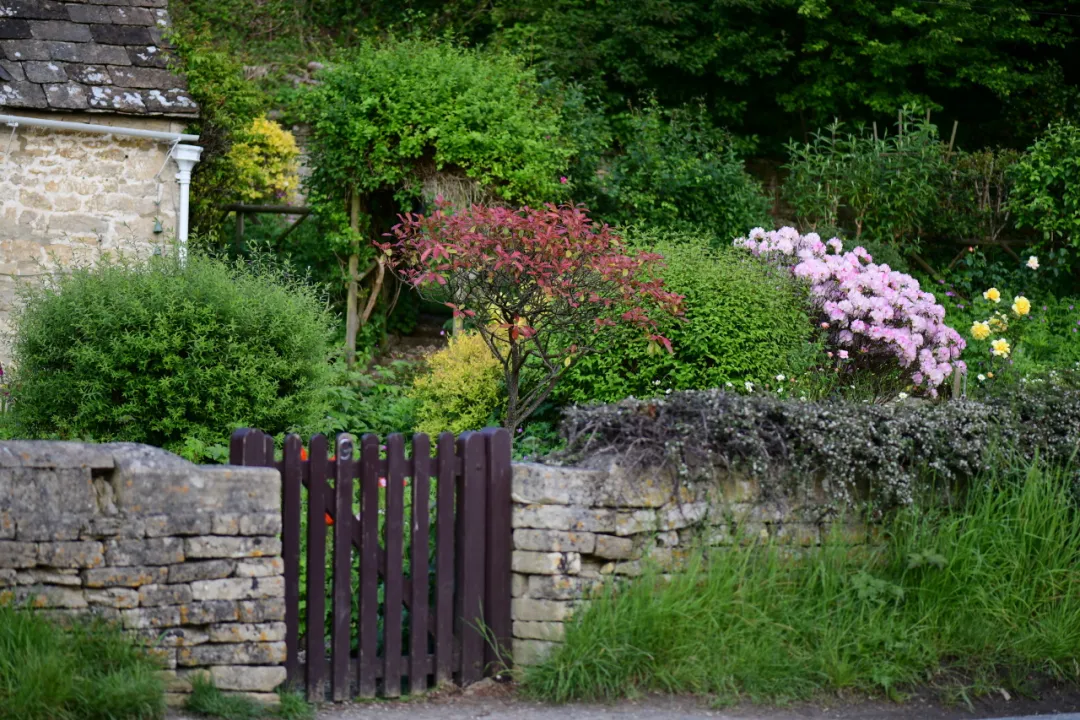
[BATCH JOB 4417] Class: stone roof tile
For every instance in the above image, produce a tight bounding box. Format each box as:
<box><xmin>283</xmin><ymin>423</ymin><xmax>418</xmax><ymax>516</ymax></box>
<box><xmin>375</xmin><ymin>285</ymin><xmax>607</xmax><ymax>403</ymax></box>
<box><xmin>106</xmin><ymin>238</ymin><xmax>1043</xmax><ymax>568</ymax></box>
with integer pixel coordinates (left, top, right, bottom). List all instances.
<box><xmin>0</xmin><ymin>0</ymin><xmax>195</xmax><ymax>116</ymax></box>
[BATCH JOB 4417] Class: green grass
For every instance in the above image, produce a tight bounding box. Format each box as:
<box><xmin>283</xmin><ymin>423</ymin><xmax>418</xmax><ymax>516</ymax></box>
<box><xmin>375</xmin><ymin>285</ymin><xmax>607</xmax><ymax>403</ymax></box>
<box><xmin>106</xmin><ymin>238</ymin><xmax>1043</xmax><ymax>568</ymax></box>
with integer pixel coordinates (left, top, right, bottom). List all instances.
<box><xmin>524</xmin><ymin>460</ymin><xmax>1080</xmax><ymax>705</ymax></box>
<box><xmin>185</xmin><ymin>675</ymin><xmax>313</xmax><ymax>720</ymax></box>
<box><xmin>0</xmin><ymin>604</ymin><xmax>165</xmax><ymax>719</ymax></box>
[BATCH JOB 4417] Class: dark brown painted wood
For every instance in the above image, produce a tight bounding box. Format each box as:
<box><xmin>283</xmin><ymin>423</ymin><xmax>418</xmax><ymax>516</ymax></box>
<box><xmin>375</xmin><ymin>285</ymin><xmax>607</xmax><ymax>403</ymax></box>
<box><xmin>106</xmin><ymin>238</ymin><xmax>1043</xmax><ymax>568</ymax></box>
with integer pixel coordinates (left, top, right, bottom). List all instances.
<box><xmin>434</xmin><ymin>432</ymin><xmax>456</xmax><ymax>684</ymax></box>
<box><xmin>357</xmin><ymin>434</ymin><xmax>381</xmax><ymax>698</ymax></box>
<box><xmin>481</xmin><ymin>428</ymin><xmax>513</xmax><ymax>671</ymax></box>
<box><xmin>331</xmin><ymin>434</ymin><xmax>354</xmax><ymax>701</ymax></box>
<box><xmin>383</xmin><ymin>434</ymin><xmax>406</xmax><ymax>697</ymax></box>
<box><xmin>409</xmin><ymin>433</ymin><xmax>431</xmax><ymax>694</ymax></box>
<box><xmin>230</xmin><ymin>428</ymin><xmax>268</xmax><ymax>467</ymax></box>
<box><xmin>305</xmin><ymin>434</ymin><xmax>330</xmax><ymax>702</ymax></box>
<box><xmin>456</xmin><ymin>432</ymin><xmax>487</xmax><ymax>685</ymax></box>
<box><xmin>282</xmin><ymin>434</ymin><xmax>303</xmax><ymax>687</ymax></box>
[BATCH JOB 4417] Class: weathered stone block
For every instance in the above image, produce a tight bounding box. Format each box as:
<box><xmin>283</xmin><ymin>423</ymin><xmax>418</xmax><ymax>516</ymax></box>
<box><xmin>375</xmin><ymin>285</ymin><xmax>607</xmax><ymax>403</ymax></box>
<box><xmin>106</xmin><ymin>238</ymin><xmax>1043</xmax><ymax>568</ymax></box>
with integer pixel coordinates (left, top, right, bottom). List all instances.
<box><xmin>207</xmin><ymin>665</ymin><xmax>287</xmax><ymax>693</ymax></box>
<box><xmin>168</xmin><ymin>559</ymin><xmax>235</xmax><ymax>584</ymax></box>
<box><xmin>513</xmin><ymin>505</ymin><xmax>615</xmax><ymax>533</ymax></box>
<box><xmin>139</xmin><ymin>583</ymin><xmax>193</xmax><ymax>607</ymax></box>
<box><xmin>512</xmin><ymin>551</ymin><xmax>580</xmax><ymax>575</ymax></box>
<box><xmin>105</xmin><ymin>537</ymin><xmax>184</xmax><ymax>566</ymax></box>
<box><xmin>658</xmin><ymin>502</ymin><xmax>709</xmax><ymax>531</ymax></box>
<box><xmin>36</xmin><ymin>540</ymin><xmax>104</xmax><ymax>568</ymax></box>
<box><xmin>83</xmin><ymin>516</ymin><xmax>145</xmax><ymax>539</ymax></box>
<box><xmin>208</xmin><ymin>622</ymin><xmax>287</xmax><ymax>643</ymax></box>
<box><xmin>512</xmin><ymin>529</ymin><xmax>595</xmax><ymax>554</ymax></box>
<box><xmin>185</xmin><ymin>536</ymin><xmax>281</xmax><ymax>560</ymax></box>
<box><xmin>234</xmin><ymin>558</ymin><xmax>283</xmax><ymax>578</ymax></box>
<box><xmin>6</xmin><ymin>584</ymin><xmax>88</xmax><ymax>608</ymax></box>
<box><xmin>655</xmin><ymin>530</ymin><xmax>679</xmax><ymax>547</ymax></box>
<box><xmin>139</xmin><ymin>627</ymin><xmax>209</xmax><ymax>647</ymax></box>
<box><xmin>15</xmin><ymin>568</ymin><xmax>80</xmax><ymax>586</ymax></box>
<box><xmin>144</xmin><ymin>514</ymin><xmax>212</xmax><ymax>538</ymax></box>
<box><xmin>511</xmin><ymin>573</ymin><xmax>528</xmax><ymax>598</ymax></box>
<box><xmin>121</xmin><ymin>605</ymin><xmax>181</xmax><ymax>630</ymax></box>
<box><xmin>527</xmin><ymin>575</ymin><xmax>602</xmax><ymax>601</ymax></box>
<box><xmin>16</xmin><ymin>514</ymin><xmax>85</xmax><ymax>541</ymax></box>
<box><xmin>615</xmin><ymin>510</ymin><xmax>656</xmax><ymax>536</ymax></box>
<box><xmin>190</xmin><ymin>576</ymin><xmax>284</xmax><ymax>602</ymax></box>
<box><xmin>178</xmin><ymin>600</ymin><xmax>239</xmax><ymax>625</ymax></box>
<box><xmin>593</xmin><ymin>535</ymin><xmax>635</xmax><ymax>560</ymax></box>
<box><xmin>513</xmin><ymin>620</ymin><xmax>565</xmax><ymax>642</ymax></box>
<box><xmin>0</xmin><ymin>568</ymin><xmax>15</xmax><ymax>587</ymax></box>
<box><xmin>237</xmin><ymin>599</ymin><xmax>285</xmax><ymax>623</ymax></box>
<box><xmin>211</xmin><ymin>514</ymin><xmax>241</xmax><ymax>536</ymax></box>
<box><xmin>0</xmin><ymin>544</ymin><xmax>40</xmax><ymax>569</ymax></box>
<box><xmin>510</xmin><ymin>598</ymin><xmax>575</xmax><ymax>622</ymax></box>
<box><xmin>511</xmin><ymin>464</ymin><xmax>606</xmax><ymax>505</ymax></box>
<box><xmin>178</xmin><ymin>641</ymin><xmax>286</xmax><ymax>667</ymax></box>
<box><xmin>513</xmin><ymin>639</ymin><xmax>557</xmax><ymax>666</ymax></box>
<box><xmin>85</xmin><ymin>587</ymin><xmax>140</xmax><ymax>609</ymax></box>
<box><xmin>239</xmin><ymin>514</ymin><xmax>282</xmax><ymax>536</ymax></box>
<box><xmin>82</xmin><ymin>565</ymin><xmax>168</xmax><ymax>588</ymax></box>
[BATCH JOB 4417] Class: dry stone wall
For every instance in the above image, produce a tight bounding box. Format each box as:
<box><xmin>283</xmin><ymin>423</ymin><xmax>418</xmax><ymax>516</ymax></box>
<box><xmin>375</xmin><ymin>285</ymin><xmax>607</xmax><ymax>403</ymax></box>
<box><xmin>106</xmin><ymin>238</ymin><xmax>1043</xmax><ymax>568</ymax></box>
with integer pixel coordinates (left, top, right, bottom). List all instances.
<box><xmin>0</xmin><ymin>113</ymin><xmax>186</xmax><ymax>361</ymax></box>
<box><xmin>509</xmin><ymin>461</ymin><xmax>868</xmax><ymax>666</ymax></box>
<box><xmin>0</xmin><ymin>441</ymin><xmax>286</xmax><ymax>705</ymax></box>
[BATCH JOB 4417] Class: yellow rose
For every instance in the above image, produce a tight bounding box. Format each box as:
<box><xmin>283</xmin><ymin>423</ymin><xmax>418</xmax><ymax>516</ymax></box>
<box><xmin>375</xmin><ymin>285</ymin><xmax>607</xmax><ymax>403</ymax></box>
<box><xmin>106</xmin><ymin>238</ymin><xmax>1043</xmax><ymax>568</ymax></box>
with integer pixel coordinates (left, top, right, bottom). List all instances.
<box><xmin>991</xmin><ymin>338</ymin><xmax>1011</xmax><ymax>358</ymax></box>
<box><xmin>1012</xmin><ymin>295</ymin><xmax>1031</xmax><ymax>316</ymax></box>
<box><xmin>983</xmin><ymin>287</ymin><xmax>1001</xmax><ymax>303</ymax></box>
<box><xmin>970</xmin><ymin>321</ymin><xmax>990</xmax><ymax>341</ymax></box>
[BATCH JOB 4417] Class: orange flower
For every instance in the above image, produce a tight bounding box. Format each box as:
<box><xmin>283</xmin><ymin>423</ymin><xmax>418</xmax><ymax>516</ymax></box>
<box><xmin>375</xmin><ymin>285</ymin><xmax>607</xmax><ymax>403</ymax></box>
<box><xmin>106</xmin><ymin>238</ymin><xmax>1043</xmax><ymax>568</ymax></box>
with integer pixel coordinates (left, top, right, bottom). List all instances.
<box><xmin>300</xmin><ymin>447</ymin><xmax>309</xmax><ymax>461</ymax></box>
<box><xmin>325</xmin><ymin>512</ymin><xmax>334</xmax><ymax>526</ymax></box>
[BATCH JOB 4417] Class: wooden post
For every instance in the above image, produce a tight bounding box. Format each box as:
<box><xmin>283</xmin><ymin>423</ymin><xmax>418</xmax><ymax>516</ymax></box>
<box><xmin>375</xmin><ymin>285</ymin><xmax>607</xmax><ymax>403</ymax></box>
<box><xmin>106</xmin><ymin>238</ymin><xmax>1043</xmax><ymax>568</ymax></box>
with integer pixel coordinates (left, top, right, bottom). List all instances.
<box><xmin>345</xmin><ymin>192</ymin><xmax>361</xmax><ymax>369</ymax></box>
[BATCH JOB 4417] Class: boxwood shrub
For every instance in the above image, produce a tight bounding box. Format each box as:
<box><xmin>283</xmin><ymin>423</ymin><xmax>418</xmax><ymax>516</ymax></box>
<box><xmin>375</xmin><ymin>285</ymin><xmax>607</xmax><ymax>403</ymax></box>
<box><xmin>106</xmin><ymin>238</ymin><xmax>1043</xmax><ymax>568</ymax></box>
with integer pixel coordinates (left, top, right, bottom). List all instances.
<box><xmin>10</xmin><ymin>253</ymin><xmax>333</xmax><ymax>458</ymax></box>
<box><xmin>554</xmin><ymin>237</ymin><xmax>816</xmax><ymax>405</ymax></box>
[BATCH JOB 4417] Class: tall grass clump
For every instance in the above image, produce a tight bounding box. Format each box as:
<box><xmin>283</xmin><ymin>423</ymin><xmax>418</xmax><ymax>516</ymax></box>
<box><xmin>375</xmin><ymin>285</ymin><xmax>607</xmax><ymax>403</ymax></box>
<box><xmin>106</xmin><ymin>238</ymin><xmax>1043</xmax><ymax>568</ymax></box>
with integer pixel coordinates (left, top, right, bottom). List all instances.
<box><xmin>0</xmin><ymin>604</ymin><xmax>165</xmax><ymax>719</ymax></box>
<box><xmin>524</xmin><ymin>457</ymin><xmax>1080</xmax><ymax>704</ymax></box>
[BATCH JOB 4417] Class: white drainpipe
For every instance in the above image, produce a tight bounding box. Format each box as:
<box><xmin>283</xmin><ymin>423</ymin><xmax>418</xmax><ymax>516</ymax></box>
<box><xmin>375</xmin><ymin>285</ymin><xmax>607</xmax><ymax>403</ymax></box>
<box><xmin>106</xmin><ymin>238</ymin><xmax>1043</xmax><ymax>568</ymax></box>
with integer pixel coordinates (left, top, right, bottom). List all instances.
<box><xmin>0</xmin><ymin>113</ymin><xmax>202</xmax><ymax>257</ymax></box>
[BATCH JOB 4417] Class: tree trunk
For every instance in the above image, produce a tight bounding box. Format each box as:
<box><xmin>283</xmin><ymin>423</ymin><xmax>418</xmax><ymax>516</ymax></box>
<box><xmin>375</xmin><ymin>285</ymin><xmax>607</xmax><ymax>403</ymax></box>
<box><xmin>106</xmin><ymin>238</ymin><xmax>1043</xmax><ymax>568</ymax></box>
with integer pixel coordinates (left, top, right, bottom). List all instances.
<box><xmin>344</xmin><ymin>192</ymin><xmax>361</xmax><ymax>369</ymax></box>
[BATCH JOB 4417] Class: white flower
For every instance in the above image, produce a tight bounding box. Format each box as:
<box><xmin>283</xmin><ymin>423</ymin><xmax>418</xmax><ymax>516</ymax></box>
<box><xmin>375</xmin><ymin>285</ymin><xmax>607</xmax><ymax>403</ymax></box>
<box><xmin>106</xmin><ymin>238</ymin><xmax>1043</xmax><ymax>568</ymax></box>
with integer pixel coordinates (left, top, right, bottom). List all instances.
<box><xmin>898</xmin><ymin>392</ymin><xmax>908</xmax><ymax>400</ymax></box>
<box><xmin>653</xmin><ymin>379</ymin><xmax>661</xmax><ymax>386</ymax></box>
<box><xmin>724</xmin><ymin>382</ymin><xmax>733</xmax><ymax>388</ymax></box>
<box><xmin>775</xmin><ymin>374</ymin><xmax>786</xmax><ymax>382</ymax></box>
<box><xmin>744</xmin><ymin>381</ymin><xmax>754</xmax><ymax>392</ymax></box>
<box><xmin>977</xmin><ymin>373</ymin><xmax>986</xmax><ymax>382</ymax></box>
<box><xmin>1026</xmin><ymin>256</ymin><xmax>1039</xmax><ymax>270</ymax></box>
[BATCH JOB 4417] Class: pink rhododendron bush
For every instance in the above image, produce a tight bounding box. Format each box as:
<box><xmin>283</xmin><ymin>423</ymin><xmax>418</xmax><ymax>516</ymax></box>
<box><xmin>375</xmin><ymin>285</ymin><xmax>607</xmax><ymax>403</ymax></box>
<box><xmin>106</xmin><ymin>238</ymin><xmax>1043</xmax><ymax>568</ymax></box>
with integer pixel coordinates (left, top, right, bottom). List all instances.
<box><xmin>735</xmin><ymin>227</ymin><xmax>966</xmax><ymax>395</ymax></box>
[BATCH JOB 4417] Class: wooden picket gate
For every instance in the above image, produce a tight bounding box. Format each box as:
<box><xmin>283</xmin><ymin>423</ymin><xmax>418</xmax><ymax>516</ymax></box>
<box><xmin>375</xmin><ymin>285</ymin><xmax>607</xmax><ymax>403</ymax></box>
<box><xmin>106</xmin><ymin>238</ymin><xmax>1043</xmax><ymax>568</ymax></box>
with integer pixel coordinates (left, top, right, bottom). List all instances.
<box><xmin>229</xmin><ymin>428</ymin><xmax>513</xmax><ymax>701</ymax></box>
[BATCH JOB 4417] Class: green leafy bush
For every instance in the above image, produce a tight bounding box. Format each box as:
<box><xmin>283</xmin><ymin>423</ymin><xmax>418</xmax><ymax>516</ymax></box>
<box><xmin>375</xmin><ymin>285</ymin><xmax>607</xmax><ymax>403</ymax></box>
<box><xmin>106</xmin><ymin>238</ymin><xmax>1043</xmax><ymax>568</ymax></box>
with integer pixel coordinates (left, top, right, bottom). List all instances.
<box><xmin>10</xmin><ymin>254</ymin><xmax>333</xmax><ymax>458</ymax></box>
<box><xmin>1011</xmin><ymin>121</ymin><xmax>1080</xmax><ymax>251</ymax></box>
<box><xmin>572</xmin><ymin>99</ymin><xmax>770</xmax><ymax>243</ymax></box>
<box><xmin>783</xmin><ymin>107</ymin><xmax>947</xmax><ymax>252</ymax></box>
<box><xmin>555</xmin><ymin>235</ymin><xmax>814</xmax><ymax>405</ymax></box>
<box><xmin>410</xmin><ymin>332</ymin><xmax>502</xmax><ymax>436</ymax></box>
<box><xmin>0</xmin><ymin>604</ymin><xmax>164</xmax><ymax>720</ymax></box>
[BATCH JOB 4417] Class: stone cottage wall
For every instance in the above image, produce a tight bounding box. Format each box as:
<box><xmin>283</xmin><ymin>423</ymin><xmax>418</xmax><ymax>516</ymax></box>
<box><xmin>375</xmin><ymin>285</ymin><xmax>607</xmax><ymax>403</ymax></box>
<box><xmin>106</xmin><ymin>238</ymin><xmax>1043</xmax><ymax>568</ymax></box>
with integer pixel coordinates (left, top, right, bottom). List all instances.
<box><xmin>0</xmin><ymin>441</ymin><xmax>286</xmax><ymax>705</ymax></box>
<box><xmin>509</xmin><ymin>462</ymin><xmax>869</xmax><ymax>666</ymax></box>
<box><xmin>0</xmin><ymin>112</ymin><xmax>187</xmax><ymax>361</ymax></box>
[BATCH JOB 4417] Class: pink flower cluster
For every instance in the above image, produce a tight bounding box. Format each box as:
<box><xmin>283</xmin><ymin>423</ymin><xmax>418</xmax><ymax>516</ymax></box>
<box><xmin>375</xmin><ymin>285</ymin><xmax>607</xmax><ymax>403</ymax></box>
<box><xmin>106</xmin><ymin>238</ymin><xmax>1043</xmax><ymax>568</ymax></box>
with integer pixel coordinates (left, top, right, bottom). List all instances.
<box><xmin>735</xmin><ymin>227</ymin><xmax>966</xmax><ymax>394</ymax></box>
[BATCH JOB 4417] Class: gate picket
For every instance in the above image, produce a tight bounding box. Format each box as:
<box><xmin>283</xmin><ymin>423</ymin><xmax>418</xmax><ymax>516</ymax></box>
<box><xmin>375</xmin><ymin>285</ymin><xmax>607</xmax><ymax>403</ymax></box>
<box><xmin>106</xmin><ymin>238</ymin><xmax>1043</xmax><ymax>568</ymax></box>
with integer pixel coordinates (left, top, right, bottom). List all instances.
<box><xmin>331</xmin><ymin>435</ymin><xmax>354</xmax><ymax>701</ymax></box>
<box><xmin>434</xmin><ymin>432</ymin><xmax>456</xmax><ymax>685</ymax></box>
<box><xmin>383</xmin><ymin>434</ymin><xmax>406</xmax><ymax>697</ymax></box>
<box><xmin>409</xmin><ymin>433</ymin><xmax>431</xmax><ymax>693</ymax></box>
<box><xmin>282</xmin><ymin>434</ymin><xmax>303</xmax><ymax>686</ymax></box>
<box><xmin>456</xmin><ymin>432</ymin><xmax>487</xmax><ymax>685</ymax></box>
<box><xmin>229</xmin><ymin>427</ymin><xmax>510</xmax><ymax>702</ymax></box>
<box><xmin>357</xmin><ymin>434</ymin><xmax>380</xmax><ymax>698</ymax></box>
<box><xmin>305</xmin><ymin>434</ymin><xmax>330</xmax><ymax>701</ymax></box>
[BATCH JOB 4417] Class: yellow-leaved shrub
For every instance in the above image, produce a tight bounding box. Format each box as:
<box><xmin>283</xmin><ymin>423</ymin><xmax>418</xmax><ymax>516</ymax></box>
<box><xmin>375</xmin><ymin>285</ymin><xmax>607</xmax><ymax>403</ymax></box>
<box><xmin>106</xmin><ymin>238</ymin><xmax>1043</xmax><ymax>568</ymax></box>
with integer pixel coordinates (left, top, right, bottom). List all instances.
<box><xmin>225</xmin><ymin>116</ymin><xmax>300</xmax><ymax>203</ymax></box>
<box><xmin>410</xmin><ymin>332</ymin><xmax>502</xmax><ymax>436</ymax></box>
